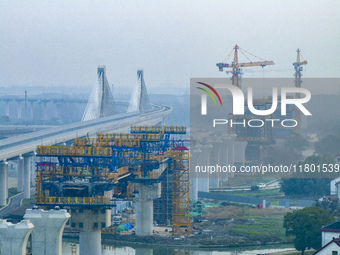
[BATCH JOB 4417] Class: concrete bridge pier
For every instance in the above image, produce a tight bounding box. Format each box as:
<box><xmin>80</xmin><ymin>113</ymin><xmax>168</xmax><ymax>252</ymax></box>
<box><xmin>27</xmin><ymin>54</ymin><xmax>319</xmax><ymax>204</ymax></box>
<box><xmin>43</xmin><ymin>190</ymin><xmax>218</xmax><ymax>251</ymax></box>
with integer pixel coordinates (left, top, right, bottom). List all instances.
<box><xmin>0</xmin><ymin>162</ymin><xmax>8</xmax><ymax>206</ymax></box>
<box><xmin>16</xmin><ymin>100</ymin><xmax>22</xmax><ymax>119</ymax></box>
<box><xmin>30</xmin><ymin>155</ymin><xmax>36</xmax><ymax>187</ymax></box>
<box><xmin>18</xmin><ymin>100</ymin><xmax>23</xmax><ymax>119</ymax></box>
<box><xmin>234</xmin><ymin>141</ymin><xmax>247</xmax><ymax>166</ymax></box>
<box><xmin>17</xmin><ymin>157</ymin><xmax>24</xmax><ymax>192</ymax></box>
<box><xmin>29</xmin><ymin>101</ymin><xmax>35</xmax><ymax>119</ymax></box>
<box><xmin>227</xmin><ymin>134</ymin><xmax>237</xmax><ymax>178</ymax></box>
<box><xmin>135</xmin><ymin>183</ymin><xmax>161</xmax><ymax>236</ymax></box>
<box><xmin>197</xmin><ymin>144</ymin><xmax>212</xmax><ymax>192</ymax></box>
<box><xmin>39</xmin><ymin>102</ymin><xmax>48</xmax><ymax>121</ymax></box>
<box><xmin>209</xmin><ymin>139</ymin><xmax>222</xmax><ymax>189</ymax></box>
<box><xmin>69</xmin><ymin>208</ymin><xmax>110</xmax><ymax>255</ymax></box>
<box><xmin>218</xmin><ymin>136</ymin><xmax>230</xmax><ymax>184</ymax></box>
<box><xmin>24</xmin><ymin>207</ymin><xmax>70</xmax><ymax>255</ymax></box>
<box><xmin>189</xmin><ymin>145</ymin><xmax>202</xmax><ymax>201</ymax></box>
<box><xmin>55</xmin><ymin>102</ymin><xmax>63</xmax><ymax>120</ymax></box>
<box><xmin>5</xmin><ymin>163</ymin><xmax>8</xmax><ymax>199</ymax></box>
<box><xmin>0</xmin><ymin>219</ymin><xmax>34</xmax><ymax>255</ymax></box>
<box><xmin>79</xmin><ymin>229</ymin><xmax>101</xmax><ymax>255</ymax></box>
<box><xmin>23</xmin><ymin>156</ymin><xmax>31</xmax><ymax>198</ymax></box>
<box><xmin>5</xmin><ymin>101</ymin><xmax>10</xmax><ymax>117</ymax></box>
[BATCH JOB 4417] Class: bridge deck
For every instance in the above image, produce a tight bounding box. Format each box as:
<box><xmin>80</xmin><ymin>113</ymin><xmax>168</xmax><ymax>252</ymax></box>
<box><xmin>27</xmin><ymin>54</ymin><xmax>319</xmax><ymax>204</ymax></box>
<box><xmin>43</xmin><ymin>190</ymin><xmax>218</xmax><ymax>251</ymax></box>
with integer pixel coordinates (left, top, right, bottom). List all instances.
<box><xmin>0</xmin><ymin>104</ymin><xmax>172</xmax><ymax>161</ymax></box>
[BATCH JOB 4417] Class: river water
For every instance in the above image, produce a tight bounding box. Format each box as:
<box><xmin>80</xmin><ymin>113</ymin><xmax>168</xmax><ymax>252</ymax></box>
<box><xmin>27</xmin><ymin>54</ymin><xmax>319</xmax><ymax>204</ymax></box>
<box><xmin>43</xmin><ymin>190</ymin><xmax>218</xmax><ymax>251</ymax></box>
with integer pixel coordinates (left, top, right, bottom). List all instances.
<box><xmin>62</xmin><ymin>241</ymin><xmax>295</xmax><ymax>255</ymax></box>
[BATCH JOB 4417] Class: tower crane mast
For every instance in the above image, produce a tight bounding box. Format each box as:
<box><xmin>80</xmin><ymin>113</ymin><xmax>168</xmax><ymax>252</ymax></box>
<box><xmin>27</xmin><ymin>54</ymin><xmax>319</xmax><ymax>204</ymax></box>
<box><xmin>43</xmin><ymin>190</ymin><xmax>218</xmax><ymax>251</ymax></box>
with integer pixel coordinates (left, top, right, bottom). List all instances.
<box><xmin>293</xmin><ymin>48</ymin><xmax>307</xmax><ymax>133</ymax></box>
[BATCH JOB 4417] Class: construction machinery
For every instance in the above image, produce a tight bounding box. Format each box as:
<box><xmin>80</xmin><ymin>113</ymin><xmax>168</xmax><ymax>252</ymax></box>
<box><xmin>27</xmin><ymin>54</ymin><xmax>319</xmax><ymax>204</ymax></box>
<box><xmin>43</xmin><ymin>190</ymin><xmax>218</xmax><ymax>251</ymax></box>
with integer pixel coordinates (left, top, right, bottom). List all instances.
<box><xmin>293</xmin><ymin>48</ymin><xmax>307</xmax><ymax>133</ymax></box>
<box><xmin>217</xmin><ymin>46</ymin><xmax>306</xmax><ymax>161</ymax></box>
<box><xmin>35</xmin><ymin>125</ymin><xmax>190</xmax><ymax>236</ymax></box>
<box><xmin>216</xmin><ymin>44</ymin><xmax>274</xmax><ymax>88</ymax></box>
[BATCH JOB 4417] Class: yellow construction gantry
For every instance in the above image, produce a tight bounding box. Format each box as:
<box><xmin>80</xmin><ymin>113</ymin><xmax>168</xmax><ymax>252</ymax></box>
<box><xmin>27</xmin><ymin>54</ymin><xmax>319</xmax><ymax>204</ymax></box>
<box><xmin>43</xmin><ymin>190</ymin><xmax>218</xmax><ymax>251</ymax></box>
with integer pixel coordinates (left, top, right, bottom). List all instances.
<box><xmin>35</xmin><ymin>125</ymin><xmax>190</xmax><ymax>236</ymax></box>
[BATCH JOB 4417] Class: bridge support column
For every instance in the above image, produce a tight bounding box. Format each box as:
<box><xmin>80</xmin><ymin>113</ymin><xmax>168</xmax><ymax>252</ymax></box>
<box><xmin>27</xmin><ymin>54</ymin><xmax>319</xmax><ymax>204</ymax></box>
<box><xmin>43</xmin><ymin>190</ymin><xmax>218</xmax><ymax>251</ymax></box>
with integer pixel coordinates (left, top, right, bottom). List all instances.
<box><xmin>79</xmin><ymin>229</ymin><xmax>101</xmax><ymax>255</ymax></box>
<box><xmin>5</xmin><ymin>163</ymin><xmax>8</xmax><ymax>199</ymax></box>
<box><xmin>218</xmin><ymin>136</ymin><xmax>230</xmax><ymax>184</ymax></box>
<box><xmin>197</xmin><ymin>144</ymin><xmax>212</xmax><ymax>192</ymax></box>
<box><xmin>0</xmin><ymin>162</ymin><xmax>8</xmax><ymax>206</ymax></box>
<box><xmin>70</xmin><ymin>208</ymin><xmax>110</xmax><ymax>255</ymax></box>
<box><xmin>55</xmin><ymin>102</ymin><xmax>63</xmax><ymax>120</ymax></box>
<box><xmin>43</xmin><ymin>102</ymin><xmax>48</xmax><ymax>121</ymax></box>
<box><xmin>17</xmin><ymin>101</ymin><xmax>22</xmax><ymax>119</ymax></box>
<box><xmin>234</xmin><ymin>141</ymin><xmax>247</xmax><ymax>166</ymax></box>
<box><xmin>0</xmin><ymin>219</ymin><xmax>34</xmax><ymax>255</ymax></box>
<box><xmin>30</xmin><ymin>155</ymin><xmax>36</xmax><ymax>186</ymax></box>
<box><xmin>189</xmin><ymin>145</ymin><xmax>202</xmax><ymax>201</ymax></box>
<box><xmin>17</xmin><ymin>157</ymin><xmax>24</xmax><ymax>192</ymax></box>
<box><xmin>24</xmin><ymin>208</ymin><xmax>70</xmax><ymax>255</ymax></box>
<box><xmin>29</xmin><ymin>102</ymin><xmax>34</xmax><ymax>120</ymax></box>
<box><xmin>209</xmin><ymin>139</ymin><xmax>222</xmax><ymax>189</ymax></box>
<box><xmin>5</xmin><ymin>101</ymin><xmax>10</xmax><ymax>117</ymax></box>
<box><xmin>227</xmin><ymin>134</ymin><xmax>237</xmax><ymax>178</ymax></box>
<box><xmin>23</xmin><ymin>157</ymin><xmax>30</xmax><ymax>199</ymax></box>
<box><xmin>135</xmin><ymin>183</ymin><xmax>160</xmax><ymax>236</ymax></box>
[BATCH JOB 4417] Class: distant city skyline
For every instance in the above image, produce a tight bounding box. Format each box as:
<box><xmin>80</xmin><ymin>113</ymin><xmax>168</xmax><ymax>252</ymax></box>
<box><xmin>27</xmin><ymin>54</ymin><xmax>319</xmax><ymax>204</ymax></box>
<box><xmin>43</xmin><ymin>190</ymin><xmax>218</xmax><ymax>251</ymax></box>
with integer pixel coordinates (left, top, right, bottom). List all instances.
<box><xmin>1</xmin><ymin>0</ymin><xmax>339</xmax><ymax>94</ymax></box>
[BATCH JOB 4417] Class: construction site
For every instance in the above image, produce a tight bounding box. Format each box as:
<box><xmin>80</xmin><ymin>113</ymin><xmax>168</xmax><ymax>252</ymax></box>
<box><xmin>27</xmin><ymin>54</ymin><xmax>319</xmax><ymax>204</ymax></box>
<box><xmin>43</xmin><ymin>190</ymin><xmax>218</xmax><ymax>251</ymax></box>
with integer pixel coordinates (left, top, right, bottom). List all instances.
<box><xmin>34</xmin><ymin>125</ymin><xmax>190</xmax><ymax>253</ymax></box>
<box><xmin>216</xmin><ymin>45</ymin><xmax>307</xmax><ymax>162</ymax></box>
<box><xmin>0</xmin><ymin>45</ymin><xmax>310</xmax><ymax>255</ymax></box>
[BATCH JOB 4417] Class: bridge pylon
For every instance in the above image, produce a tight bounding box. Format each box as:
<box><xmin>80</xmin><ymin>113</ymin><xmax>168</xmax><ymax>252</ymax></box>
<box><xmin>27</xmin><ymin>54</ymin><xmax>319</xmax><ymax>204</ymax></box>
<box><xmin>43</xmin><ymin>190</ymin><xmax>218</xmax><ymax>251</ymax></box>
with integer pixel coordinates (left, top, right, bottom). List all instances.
<box><xmin>82</xmin><ymin>65</ymin><xmax>117</xmax><ymax>121</ymax></box>
<box><xmin>128</xmin><ymin>69</ymin><xmax>152</xmax><ymax>113</ymax></box>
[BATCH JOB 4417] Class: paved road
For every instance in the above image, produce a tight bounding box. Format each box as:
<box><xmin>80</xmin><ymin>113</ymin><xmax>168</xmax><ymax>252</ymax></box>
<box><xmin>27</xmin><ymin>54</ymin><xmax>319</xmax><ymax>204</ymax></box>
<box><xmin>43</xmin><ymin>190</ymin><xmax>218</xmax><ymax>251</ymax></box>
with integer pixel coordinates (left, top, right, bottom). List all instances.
<box><xmin>0</xmin><ymin>188</ymin><xmax>35</xmax><ymax>218</ymax></box>
<box><xmin>210</xmin><ymin>179</ymin><xmax>281</xmax><ymax>192</ymax></box>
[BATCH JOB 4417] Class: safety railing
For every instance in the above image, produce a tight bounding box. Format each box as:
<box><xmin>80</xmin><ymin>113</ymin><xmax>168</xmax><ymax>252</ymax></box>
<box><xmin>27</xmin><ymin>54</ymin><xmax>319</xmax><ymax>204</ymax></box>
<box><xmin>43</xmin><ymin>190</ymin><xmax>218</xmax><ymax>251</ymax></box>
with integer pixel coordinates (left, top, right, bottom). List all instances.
<box><xmin>97</xmin><ymin>138</ymin><xmax>140</xmax><ymax>147</ymax></box>
<box><xmin>36</xmin><ymin>145</ymin><xmax>112</xmax><ymax>157</ymax></box>
<box><xmin>98</xmin><ymin>132</ymin><xmax>163</xmax><ymax>142</ymax></box>
<box><xmin>36</xmin><ymin>165</ymin><xmax>113</xmax><ymax>177</ymax></box>
<box><xmin>73</xmin><ymin>138</ymin><xmax>97</xmax><ymax>146</ymax></box>
<box><xmin>36</xmin><ymin>196</ymin><xmax>112</xmax><ymax>205</ymax></box>
<box><xmin>165</xmin><ymin>150</ymin><xmax>189</xmax><ymax>160</ymax></box>
<box><xmin>97</xmin><ymin>133</ymin><xmax>137</xmax><ymax>140</ymax></box>
<box><xmin>130</xmin><ymin>125</ymin><xmax>186</xmax><ymax>134</ymax></box>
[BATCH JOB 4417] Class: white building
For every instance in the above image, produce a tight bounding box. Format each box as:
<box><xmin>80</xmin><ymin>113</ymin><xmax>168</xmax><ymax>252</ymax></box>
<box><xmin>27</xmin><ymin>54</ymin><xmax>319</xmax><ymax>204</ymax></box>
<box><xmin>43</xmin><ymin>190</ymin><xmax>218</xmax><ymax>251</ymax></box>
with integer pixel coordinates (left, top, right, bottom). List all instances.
<box><xmin>331</xmin><ymin>177</ymin><xmax>340</xmax><ymax>195</ymax></box>
<box><xmin>320</xmin><ymin>222</ymin><xmax>340</xmax><ymax>246</ymax></box>
<box><xmin>336</xmin><ymin>181</ymin><xmax>340</xmax><ymax>199</ymax></box>
<box><xmin>312</xmin><ymin>238</ymin><xmax>340</xmax><ymax>255</ymax></box>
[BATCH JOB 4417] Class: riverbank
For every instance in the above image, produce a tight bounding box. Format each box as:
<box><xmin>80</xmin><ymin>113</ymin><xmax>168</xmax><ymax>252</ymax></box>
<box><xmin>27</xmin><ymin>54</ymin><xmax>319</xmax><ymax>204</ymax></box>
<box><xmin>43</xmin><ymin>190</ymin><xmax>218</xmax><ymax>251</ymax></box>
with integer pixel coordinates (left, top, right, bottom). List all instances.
<box><xmin>63</xmin><ymin>235</ymin><xmax>297</xmax><ymax>254</ymax></box>
<box><xmin>100</xmin><ymin>233</ymin><xmax>293</xmax><ymax>249</ymax></box>
<box><xmin>62</xmin><ymin>201</ymin><xmax>293</xmax><ymax>248</ymax></box>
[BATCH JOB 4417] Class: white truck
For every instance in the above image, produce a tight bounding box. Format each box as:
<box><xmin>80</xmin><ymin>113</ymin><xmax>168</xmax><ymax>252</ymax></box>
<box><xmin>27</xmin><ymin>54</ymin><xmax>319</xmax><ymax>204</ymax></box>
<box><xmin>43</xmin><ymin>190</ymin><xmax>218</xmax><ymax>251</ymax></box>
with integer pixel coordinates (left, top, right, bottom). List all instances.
<box><xmin>112</xmin><ymin>215</ymin><xmax>122</xmax><ymax>225</ymax></box>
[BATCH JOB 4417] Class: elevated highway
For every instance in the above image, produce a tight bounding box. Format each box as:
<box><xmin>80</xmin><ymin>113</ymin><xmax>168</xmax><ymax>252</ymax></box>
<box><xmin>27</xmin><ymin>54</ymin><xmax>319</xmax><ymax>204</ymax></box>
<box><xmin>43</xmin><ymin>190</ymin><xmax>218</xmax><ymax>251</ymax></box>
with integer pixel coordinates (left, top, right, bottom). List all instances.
<box><xmin>0</xmin><ymin>104</ymin><xmax>171</xmax><ymax>162</ymax></box>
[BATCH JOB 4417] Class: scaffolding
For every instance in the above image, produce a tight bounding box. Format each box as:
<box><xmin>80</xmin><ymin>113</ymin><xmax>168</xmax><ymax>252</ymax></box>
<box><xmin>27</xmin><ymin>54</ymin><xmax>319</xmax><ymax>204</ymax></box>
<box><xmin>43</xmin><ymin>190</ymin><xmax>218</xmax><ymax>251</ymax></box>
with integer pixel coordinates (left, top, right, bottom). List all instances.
<box><xmin>153</xmin><ymin>166</ymin><xmax>172</xmax><ymax>225</ymax></box>
<box><xmin>35</xmin><ymin>125</ymin><xmax>190</xmax><ymax>235</ymax></box>
<box><xmin>167</xmin><ymin>150</ymin><xmax>190</xmax><ymax>236</ymax></box>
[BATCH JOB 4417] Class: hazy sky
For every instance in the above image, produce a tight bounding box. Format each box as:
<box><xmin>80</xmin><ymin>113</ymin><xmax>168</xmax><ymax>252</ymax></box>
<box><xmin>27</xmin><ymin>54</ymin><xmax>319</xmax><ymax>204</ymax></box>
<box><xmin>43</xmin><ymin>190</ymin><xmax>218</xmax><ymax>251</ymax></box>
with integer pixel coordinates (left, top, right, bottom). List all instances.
<box><xmin>1</xmin><ymin>0</ymin><xmax>339</xmax><ymax>93</ymax></box>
